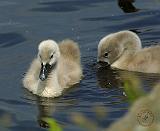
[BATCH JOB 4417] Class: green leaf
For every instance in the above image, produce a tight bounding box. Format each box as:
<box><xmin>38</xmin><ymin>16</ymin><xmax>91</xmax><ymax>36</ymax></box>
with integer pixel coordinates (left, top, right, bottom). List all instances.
<box><xmin>121</xmin><ymin>73</ymin><xmax>146</xmax><ymax>103</ymax></box>
<box><xmin>43</xmin><ymin>117</ymin><xmax>62</xmax><ymax>131</ymax></box>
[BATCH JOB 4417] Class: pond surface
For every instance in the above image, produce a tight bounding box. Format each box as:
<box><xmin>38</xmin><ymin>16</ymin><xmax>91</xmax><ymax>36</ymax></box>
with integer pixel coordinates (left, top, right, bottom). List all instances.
<box><xmin>0</xmin><ymin>0</ymin><xmax>160</xmax><ymax>131</ymax></box>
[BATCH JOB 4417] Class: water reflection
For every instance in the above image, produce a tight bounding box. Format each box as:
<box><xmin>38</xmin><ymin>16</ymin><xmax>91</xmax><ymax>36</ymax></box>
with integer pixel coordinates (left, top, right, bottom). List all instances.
<box><xmin>32</xmin><ymin>0</ymin><xmax>140</xmax><ymax>13</ymax></box>
<box><xmin>96</xmin><ymin>62</ymin><xmax>122</xmax><ymax>88</ymax></box>
<box><xmin>31</xmin><ymin>0</ymin><xmax>107</xmax><ymax>12</ymax></box>
<box><xmin>118</xmin><ymin>0</ymin><xmax>139</xmax><ymax>13</ymax></box>
<box><xmin>0</xmin><ymin>109</ymin><xmax>12</xmax><ymax>128</ymax></box>
<box><xmin>96</xmin><ymin>62</ymin><xmax>160</xmax><ymax>92</ymax></box>
<box><xmin>36</xmin><ymin>97</ymin><xmax>55</xmax><ymax>128</ymax></box>
<box><xmin>0</xmin><ymin>32</ymin><xmax>26</xmax><ymax>48</ymax></box>
<box><xmin>23</xmin><ymin>89</ymin><xmax>55</xmax><ymax>128</ymax></box>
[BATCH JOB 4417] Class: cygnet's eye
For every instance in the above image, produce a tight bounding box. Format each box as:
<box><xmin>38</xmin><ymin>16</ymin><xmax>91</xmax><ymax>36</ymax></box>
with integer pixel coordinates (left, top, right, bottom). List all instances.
<box><xmin>104</xmin><ymin>52</ymin><xmax>108</xmax><ymax>57</ymax></box>
<box><xmin>50</xmin><ymin>54</ymin><xmax>53</xmax><ymax>59</ymax></box>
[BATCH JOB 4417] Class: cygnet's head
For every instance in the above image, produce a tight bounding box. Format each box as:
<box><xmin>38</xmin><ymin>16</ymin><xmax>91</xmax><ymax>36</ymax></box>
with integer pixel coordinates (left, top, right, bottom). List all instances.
<box><xmin>38</xmin><ymin>40</ymin><xmax>60</xmax><ymax>81</ymax></box>
<box><xmin>97</xmin><ymin>31</ymin><xmax>142</xmax><ymax>65</ymax></box>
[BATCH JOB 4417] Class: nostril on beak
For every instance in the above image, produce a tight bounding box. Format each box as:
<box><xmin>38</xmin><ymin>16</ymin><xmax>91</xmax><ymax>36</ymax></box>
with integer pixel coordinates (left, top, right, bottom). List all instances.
<box><xmin>39</xmin><ymin>74</ymin><xmax>46</xmax><ymax>81</ymax></box>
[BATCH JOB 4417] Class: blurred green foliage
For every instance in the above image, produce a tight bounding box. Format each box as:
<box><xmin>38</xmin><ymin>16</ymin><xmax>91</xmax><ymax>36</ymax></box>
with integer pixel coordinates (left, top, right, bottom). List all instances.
<box><xmin>43</xmin><ymin>117</ymin><xmax>63</xmax><ymax>131</ymax></box>
<box><xmin>71</xmin><ymin>112</ymin><xmax>99</xmax><ymax>131</ymax></box>
<box><xmin>122</xmin><ymin>73</ymin><xmax>146</xmax><ymax>103</ymax></box>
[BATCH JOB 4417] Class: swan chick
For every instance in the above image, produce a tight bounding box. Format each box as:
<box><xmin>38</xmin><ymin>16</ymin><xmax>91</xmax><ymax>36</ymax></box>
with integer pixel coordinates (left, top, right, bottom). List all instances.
<box><xmin>98</xmin><ymin>30</ymin><xmax>160</xmax><ymax>73</ymax></box>
<box><xmin>23</xmin><ymin>39</ymin><xmax>82</xmax><ymax>97</ymax></box>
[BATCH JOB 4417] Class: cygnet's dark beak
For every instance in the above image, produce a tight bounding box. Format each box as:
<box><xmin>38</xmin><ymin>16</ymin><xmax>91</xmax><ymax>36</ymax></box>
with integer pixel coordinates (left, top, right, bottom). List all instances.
<box><xmin>97</xmin><ymin>61</ymin><xmax>110</xmax><ymax>68</ymax></box>
<box><xmin>39</xmin><ymin>63</ymin><xmax>52</xmax><ymax>81</ymax></box>
<box><xmin>97</xmin><ymin>55</ymin><xmax>110</xmax><ymax>64</ymax></box>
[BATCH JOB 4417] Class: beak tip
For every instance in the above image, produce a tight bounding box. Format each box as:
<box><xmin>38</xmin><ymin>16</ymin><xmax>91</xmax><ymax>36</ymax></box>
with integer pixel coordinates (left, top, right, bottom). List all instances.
<box><xmin>39</xmin><ymin>74</ymin><xmax>46</xmax><ymax>81</ymax></box>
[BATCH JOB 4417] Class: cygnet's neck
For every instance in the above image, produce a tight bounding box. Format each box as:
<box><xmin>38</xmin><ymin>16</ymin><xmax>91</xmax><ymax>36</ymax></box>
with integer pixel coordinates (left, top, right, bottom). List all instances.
<box><xmin>46</xmin><ymin>61</ymin><xmax>59</xmax><ymax>84</ymax></box>
<box><xmin>37</xmin><ymin>61</ymin><xmax>60</xmax><ymax>93</ymax></box>
<box><xmin>112</xmin><ymin>31</ymin><xmax>142</xmax><ymax>68</ymax></box>
<box><xmin>48</xmin><ymin>67</ymin><xmax>59</xmax><ymax>84</ymax></box>
<box><xmin>112</xmin><ymin>47</ymin><xmax>131</xmax><ymax>66</ymax></box>
<box><xmin>111</xmin><ymin>50</ymin><xmax>134</xmax><ymax>69</ymax></box>
<box><xmin>121</xmin><ymin>31</ymin><xmax>142</xmax><ymax>52</ymax></box>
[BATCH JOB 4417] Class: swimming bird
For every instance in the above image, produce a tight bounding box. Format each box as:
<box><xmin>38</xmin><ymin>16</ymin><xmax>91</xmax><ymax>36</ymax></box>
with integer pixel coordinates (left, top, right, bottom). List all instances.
<box><xmin>97</xmin><ymin>30</ymin><xmax>160</xmax><ymax>73</ymax></box>
<box><xmin>23</xmin><ymin>39</ymin><xmax>83</xmax><ymax>97</ymax></box>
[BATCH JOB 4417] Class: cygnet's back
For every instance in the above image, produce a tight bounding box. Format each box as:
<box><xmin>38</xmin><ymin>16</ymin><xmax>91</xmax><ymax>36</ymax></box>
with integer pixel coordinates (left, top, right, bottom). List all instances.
<box><xmin>59</xmin><ymin>39</ymin><xmax>80</xmax><ymax>64</ymax></box>
<box><xmin>58</xmin><ymin>39</ymin><xmax>82</xmax><ymax>87</ymax></box>
<box><xmin>128</xmin><ymin>45</ymin><xmax>160</xmax><ymax>73</ymax></box>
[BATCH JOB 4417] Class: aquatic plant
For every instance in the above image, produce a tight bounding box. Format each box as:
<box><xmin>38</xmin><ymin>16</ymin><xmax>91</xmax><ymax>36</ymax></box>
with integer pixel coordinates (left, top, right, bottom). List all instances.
<box><xmin>43</xmin><ymin>117</ymin><xmax>63</xmax><ymax>131</ymax></box>
<box><xmin>122</xmin><ymin>73</ymin><xmax>146</xmax><ymax>103</ymax></box>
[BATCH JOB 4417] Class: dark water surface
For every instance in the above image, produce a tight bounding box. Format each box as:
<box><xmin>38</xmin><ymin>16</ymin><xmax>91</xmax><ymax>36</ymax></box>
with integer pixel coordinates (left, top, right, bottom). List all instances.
<box><xmin>0</xmin><ymin>0</ymin><xmax>160</xmax><ymax>130</ymax></box>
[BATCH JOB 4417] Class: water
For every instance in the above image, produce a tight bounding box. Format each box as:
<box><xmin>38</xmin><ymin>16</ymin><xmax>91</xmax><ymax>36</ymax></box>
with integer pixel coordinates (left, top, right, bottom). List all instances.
<box><xmin>0</xmin><ymin>0</ymin><xmax>160</xmax><ymax>130</ymax></box>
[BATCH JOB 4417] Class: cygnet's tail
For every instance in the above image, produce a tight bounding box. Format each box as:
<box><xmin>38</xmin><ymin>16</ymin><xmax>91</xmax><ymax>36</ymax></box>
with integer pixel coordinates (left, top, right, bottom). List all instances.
<box><xmin>59</xmin><ymin>39</ymin><xmax>81</xmax><ymax>64</ymax></box>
